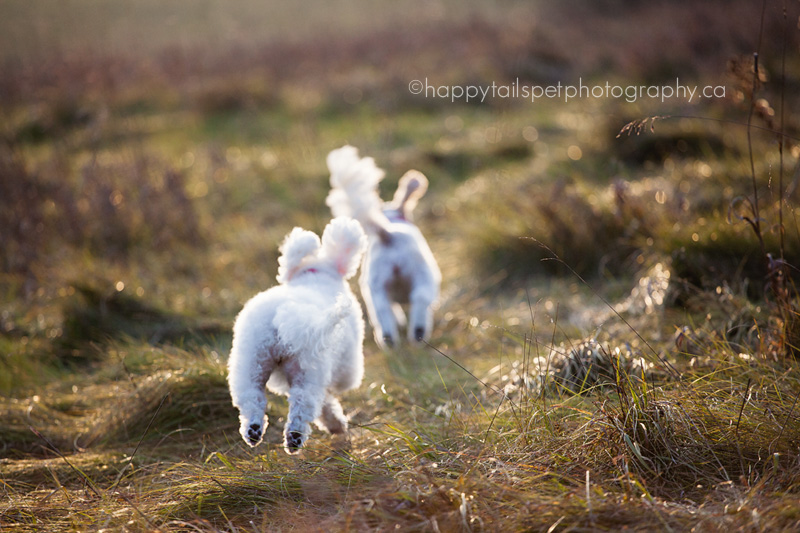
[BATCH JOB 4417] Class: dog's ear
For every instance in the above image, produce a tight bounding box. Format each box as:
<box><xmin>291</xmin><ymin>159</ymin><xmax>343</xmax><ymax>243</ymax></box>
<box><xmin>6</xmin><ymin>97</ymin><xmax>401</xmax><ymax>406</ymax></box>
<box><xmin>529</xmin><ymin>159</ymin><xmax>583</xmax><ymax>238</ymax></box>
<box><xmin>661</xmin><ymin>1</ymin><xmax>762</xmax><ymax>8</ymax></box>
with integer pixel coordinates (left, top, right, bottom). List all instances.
<box><xmin>321</xmin><ymin>217</ymin><xmax>367</xmax><ymax>279</ymax></box>
<box><xmin>391</xmin><ymin>170</ymin><xmax>429</xmax><ymax>218</ymax></box>
<box><xmin>276</xmin><ymin>228</ymin><xmax>321</xmax><ymax>283</ymax></box>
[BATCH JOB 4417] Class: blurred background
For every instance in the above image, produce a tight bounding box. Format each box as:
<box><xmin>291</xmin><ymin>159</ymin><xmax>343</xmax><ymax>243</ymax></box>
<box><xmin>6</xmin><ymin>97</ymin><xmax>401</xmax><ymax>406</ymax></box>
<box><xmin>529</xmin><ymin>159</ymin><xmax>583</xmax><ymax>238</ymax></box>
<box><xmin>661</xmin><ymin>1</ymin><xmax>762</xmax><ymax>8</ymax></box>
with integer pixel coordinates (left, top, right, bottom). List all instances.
<box><xmin>3</xmin><ymin>1</ymin><xmax>800</xmax><ymax>530</ymax></box>
<box><xmin>2</xmin><ymin>0</ymin><xmax>799</xmax><ymax>387</ymax></box>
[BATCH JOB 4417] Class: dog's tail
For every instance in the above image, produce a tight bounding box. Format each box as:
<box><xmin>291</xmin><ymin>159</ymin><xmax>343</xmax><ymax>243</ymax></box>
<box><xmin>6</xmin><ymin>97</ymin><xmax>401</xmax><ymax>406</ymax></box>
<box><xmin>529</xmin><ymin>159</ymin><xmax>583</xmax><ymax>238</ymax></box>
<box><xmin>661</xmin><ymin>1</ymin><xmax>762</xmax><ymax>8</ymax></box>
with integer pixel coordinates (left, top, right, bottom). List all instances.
<box><xmin>388</xmin><ymin>170</ymin><xmax>429</xmax><ymax>222</ymax></box>
<box><xmin>320</xmin><ymin>217</ymin><xmax>367</xmax><ymax>280</ymax></box>
<box><xmin>276</xmin><ymin>227</ymin><xmax>321</xmax><ymax>284</ymax></box>
<box><xmin>326</xmin><ymin>145</ymin><xmax>392</xmax><ymax>242</ymax></box>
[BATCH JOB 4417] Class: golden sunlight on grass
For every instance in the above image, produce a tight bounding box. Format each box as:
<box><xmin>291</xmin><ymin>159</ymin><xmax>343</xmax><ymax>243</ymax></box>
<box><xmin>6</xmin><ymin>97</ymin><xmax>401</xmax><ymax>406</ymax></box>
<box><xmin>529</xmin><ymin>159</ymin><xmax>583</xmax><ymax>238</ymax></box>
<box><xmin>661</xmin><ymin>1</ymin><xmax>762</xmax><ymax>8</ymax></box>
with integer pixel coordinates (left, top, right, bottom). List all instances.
<box><xmin>2</xmin><ymin>0</ymin><xmax>800</xmax><ymax>531</ymax></box>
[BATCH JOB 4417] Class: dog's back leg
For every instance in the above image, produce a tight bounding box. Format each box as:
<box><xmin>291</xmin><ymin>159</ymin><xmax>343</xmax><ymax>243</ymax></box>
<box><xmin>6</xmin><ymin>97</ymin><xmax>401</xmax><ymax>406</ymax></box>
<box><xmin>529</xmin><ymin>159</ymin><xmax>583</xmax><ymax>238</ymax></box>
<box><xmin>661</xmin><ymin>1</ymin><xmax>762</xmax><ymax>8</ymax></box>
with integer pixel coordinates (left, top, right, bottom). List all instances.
<box><xmin>284</xmin><ymin>373</ymin><xmax>327</xmax><ymax>454</ymax></box>
<box><xmin>361</xmin><ymin>277</ymin><xmax>399</xmax><ymax>348</ymax></box>
<box><xmin>229</xmin><ymin>355</ymin><xmax>275</xmax><ymax>447</ymax></box>
<box><xmin>408</xmin><ymin>281</ymin><xmax>437</xmax><ymax>343</ymax></box>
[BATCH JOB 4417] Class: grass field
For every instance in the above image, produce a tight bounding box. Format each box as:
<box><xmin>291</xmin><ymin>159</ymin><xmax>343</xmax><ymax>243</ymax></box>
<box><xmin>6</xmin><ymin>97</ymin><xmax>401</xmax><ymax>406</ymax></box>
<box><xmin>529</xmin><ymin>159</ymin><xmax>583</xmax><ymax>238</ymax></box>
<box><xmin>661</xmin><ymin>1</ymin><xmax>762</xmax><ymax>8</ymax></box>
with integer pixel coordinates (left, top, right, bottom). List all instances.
<box><xmin>3</xmin><ymin>0</ymin><xmax>800</xmax><ymax>531</ymax></box>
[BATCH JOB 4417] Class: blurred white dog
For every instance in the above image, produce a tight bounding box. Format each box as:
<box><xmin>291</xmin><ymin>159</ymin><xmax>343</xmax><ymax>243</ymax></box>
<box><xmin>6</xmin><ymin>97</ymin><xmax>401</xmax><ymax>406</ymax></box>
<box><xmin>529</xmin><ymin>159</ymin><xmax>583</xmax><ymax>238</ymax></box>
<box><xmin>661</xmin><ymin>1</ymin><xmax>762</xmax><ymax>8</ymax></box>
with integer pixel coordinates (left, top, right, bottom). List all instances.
<box><xmin>326</xmin><ymin>146</ymin><xmax>441</xmax><ymax>348</ymax></box>
<box><xmin>227</xmin><ymin>217</ymin><xmax>367</xmax><ymax>453</ymax></box>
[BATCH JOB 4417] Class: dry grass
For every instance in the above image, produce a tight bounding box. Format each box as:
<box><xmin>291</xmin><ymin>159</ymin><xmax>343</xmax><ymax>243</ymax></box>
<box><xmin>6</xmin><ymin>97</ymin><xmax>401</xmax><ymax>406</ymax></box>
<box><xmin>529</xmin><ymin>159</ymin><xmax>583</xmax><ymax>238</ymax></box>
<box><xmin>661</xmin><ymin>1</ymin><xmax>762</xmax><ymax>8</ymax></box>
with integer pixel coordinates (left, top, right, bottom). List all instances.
<box><xmin>3</xmin><ymin>0</ymin><xmax>800</xmax><ymax>531</ymax></box>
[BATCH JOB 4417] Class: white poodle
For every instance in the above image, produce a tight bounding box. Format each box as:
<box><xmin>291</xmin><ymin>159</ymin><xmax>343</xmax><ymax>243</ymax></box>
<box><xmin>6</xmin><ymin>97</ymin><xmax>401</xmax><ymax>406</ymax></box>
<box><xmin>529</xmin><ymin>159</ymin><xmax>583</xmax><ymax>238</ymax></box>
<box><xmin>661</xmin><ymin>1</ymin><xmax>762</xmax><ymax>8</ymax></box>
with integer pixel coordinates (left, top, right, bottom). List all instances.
<box><xmin>227</xmin><ymin>217</ymin><xmax>367</xmax><ymax>453</ymax></box>
<box><xmin>326</xmin><ymin>146</ymin><xmax>441</xmax><ymax>349</ymax></box>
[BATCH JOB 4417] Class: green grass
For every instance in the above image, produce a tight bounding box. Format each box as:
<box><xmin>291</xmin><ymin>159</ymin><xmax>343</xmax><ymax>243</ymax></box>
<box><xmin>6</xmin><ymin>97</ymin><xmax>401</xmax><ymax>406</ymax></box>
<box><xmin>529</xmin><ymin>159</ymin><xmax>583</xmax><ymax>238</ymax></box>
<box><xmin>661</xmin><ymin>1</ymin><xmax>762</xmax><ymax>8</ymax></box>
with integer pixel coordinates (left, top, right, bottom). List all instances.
<box><xmin>3</xmin><ymin>0</ymin><xmax>800</xmax><ymax>531</ymax></box>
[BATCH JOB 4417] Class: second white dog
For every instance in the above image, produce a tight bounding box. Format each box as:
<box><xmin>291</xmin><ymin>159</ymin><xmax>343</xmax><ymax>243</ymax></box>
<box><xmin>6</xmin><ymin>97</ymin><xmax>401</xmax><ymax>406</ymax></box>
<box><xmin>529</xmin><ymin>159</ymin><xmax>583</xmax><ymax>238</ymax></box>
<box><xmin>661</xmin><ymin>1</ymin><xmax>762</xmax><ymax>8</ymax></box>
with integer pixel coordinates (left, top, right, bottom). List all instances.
<box><xmin>326</xmin><ymin>146</ymin><xmax>441</xmax><ymax>349</ymax></box>
<box><xmin>227</xmin><ymin>217</ymin><xmax>367</xmax><ymax>454</ymax></box>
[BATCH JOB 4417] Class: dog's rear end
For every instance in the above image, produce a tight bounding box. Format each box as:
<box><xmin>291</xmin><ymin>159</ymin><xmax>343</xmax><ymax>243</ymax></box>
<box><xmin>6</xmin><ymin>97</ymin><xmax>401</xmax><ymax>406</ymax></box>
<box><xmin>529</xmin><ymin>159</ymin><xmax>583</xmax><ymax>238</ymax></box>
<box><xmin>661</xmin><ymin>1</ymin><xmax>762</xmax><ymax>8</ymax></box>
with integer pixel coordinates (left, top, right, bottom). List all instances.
<box><xmin>227</xmin><ymin>217</ymin><xmax>367</xmax><ymax>453</ymax></box>
<box><xmin>326</xmin><ymin>146</ymin><xmax>441</xmax><ymax>348</ymax></box>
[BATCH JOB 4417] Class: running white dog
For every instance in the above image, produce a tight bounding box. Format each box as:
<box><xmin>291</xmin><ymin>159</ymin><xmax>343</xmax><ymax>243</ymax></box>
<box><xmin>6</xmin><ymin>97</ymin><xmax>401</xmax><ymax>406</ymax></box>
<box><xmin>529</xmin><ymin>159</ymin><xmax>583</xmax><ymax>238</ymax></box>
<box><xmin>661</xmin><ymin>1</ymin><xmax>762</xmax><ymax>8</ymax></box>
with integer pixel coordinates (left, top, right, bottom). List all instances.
<box><xmin>326</xmin><ymin>146</ymin><xmax>441</xmax><ymax>349</ymax></box>
<box><xmin>227</xmin><ymin>217</ymin><xmax>367</xmax><ymax>453</ymax></box>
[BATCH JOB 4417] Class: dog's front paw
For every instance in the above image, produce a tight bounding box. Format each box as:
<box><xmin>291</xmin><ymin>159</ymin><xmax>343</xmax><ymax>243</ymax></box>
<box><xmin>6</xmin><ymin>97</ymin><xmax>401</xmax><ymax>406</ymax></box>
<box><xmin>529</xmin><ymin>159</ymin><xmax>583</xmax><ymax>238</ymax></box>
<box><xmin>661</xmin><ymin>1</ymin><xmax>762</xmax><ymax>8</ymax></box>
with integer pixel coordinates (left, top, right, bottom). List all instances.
<box><xmin>284</xmin><ymin>431</ymin><xmax>305</xmax><ymax>454</ymax></box>
<box><xmin>413</xmin><ymin>327</ymin><xmax>425</xmax><ymax>342</ymax></box>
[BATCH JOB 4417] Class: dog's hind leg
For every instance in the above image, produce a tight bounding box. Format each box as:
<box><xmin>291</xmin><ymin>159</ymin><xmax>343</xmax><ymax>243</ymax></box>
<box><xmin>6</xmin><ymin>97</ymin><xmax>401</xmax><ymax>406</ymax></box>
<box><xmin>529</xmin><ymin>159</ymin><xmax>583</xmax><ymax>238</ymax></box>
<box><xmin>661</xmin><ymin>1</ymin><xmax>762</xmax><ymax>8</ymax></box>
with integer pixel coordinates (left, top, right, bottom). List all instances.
<box><xmin>361</xmin><ymin>279</ymin><xmax>399</xmax><ymax>348</ymax></box>
<box><xmin>284</xmin><ymin>373</ymin><xmax>327</xmax><ymax>454</ymax></box>
<box><xmin>315</xmin><ymin>393</ymin><xmax>348</xmax><ymax>434</ymax></box>
<box><xmin>230</xmin><ymin>357</ymin><xmax>275</xmax><ymax>447</ymax></box>
<box><xmin>408</xmin><ymin>283</ymin><xmax>436</xmax><ymax>343</ymax></box>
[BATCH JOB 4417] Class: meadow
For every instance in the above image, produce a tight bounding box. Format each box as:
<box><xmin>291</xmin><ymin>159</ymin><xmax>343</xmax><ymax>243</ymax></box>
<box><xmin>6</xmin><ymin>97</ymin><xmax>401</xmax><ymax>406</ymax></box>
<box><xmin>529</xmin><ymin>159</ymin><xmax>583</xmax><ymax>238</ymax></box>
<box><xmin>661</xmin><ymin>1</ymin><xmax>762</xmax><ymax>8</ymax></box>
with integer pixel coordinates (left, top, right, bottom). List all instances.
<box><xmin>2</xmin><ymin>0</ymin><xmax>800</xmax><ymax>530</ymax></box>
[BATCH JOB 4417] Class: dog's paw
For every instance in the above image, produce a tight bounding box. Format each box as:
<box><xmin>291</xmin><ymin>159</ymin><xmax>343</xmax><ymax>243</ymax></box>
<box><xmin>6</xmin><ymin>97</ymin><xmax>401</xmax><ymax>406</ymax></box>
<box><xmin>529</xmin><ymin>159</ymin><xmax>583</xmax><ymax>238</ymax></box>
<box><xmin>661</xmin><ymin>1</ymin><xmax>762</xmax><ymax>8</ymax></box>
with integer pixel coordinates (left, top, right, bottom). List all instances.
<box><xmin>245</xmin><ymin>423</ymin><xmax>263</xmax><ymax>447</ymax></box>
<box><xmin>382</xmin><ymin>335</ymin><xmax>395</xmax><ymax>348</ymax></box>
<box><xmin>284</xmin><ymin>431</ymin><xmax>305</xmax><ymax>454</ymax></box>
<box><xmin>413</xmin><ymin>327</ymin><xmax>425</xmax><ymax>342</ymax></box>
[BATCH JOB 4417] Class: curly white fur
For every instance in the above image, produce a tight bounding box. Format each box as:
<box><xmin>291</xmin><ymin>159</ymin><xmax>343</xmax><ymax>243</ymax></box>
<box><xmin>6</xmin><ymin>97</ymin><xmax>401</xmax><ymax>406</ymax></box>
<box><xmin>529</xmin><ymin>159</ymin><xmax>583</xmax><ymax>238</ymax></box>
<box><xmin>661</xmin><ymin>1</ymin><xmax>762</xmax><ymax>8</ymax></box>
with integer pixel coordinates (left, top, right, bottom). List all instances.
<box><xmin>326</xmin><ymin>146</ymin><xmax>441</xmax><ymax>349</ymax></box>
<box><xmin>227</xmin><ymin>217</ymin><xmax>367</xmax><ymax>453</ymax></box>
